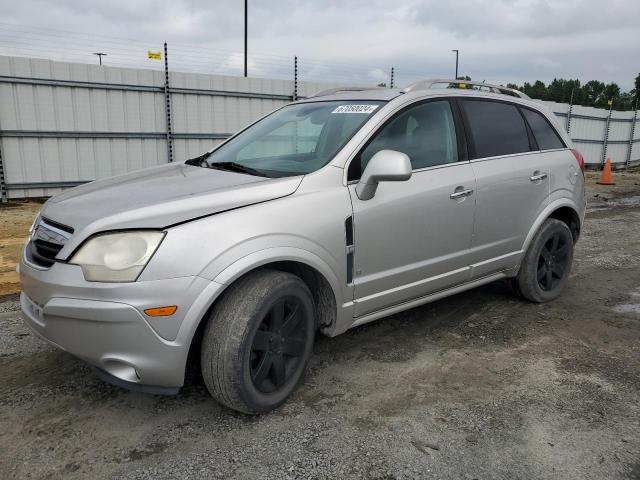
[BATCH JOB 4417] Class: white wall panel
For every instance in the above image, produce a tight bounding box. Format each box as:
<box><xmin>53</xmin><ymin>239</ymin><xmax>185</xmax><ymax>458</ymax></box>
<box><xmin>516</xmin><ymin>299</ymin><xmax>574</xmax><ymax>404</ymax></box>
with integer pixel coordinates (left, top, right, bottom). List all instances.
<box><xmin>577</xmin><ymin>142</ymin><xmax>602</xmax><ymax>165</ymax></box>
<box><xmin>605</xmin><ymin>110</ymin><xmax>634</xmax><ymax>145</ymax></box>
<box><xmin>605</xmin><ymin>143</ymin><xmax>627</xmax><ymax>163</ymax></box>
<box><xmin>571</xmin><ymin>117</ymin><xmax>607</xmax><ymax>141</ymax></box>
<box><xmin>631</xmin><ymin>142</ymin><xmax>640</xmax><ymax>163</ymax></box>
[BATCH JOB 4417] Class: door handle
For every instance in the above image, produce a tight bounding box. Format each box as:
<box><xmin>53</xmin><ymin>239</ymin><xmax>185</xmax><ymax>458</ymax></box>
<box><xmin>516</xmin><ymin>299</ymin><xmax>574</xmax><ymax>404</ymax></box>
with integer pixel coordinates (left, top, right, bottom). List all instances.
<box><xmin>530</xmin><ymin>172</ymin><xmax>548</xmax><ymax>182</ymax></box>
<box><xmin>450</xmin><ymin>188</ymin><xmax>474</xmax><ymax>199</ymax></box>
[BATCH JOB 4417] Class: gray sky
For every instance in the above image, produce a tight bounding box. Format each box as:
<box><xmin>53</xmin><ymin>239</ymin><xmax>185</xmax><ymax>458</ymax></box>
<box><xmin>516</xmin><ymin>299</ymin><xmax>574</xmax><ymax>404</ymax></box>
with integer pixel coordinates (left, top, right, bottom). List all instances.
<box><xmin>0</xmin><ymin>0</ymin><xmax>638</xmax><ymax>89</ymax></box>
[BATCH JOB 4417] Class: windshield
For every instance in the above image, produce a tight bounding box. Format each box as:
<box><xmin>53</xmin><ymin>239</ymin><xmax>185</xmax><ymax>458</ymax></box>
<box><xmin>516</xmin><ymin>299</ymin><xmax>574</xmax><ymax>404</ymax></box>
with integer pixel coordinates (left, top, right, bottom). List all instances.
<box><xmin>201</xmin><ymin>101</ymin><xmax>385</xmax><ymax>177</ymax></box>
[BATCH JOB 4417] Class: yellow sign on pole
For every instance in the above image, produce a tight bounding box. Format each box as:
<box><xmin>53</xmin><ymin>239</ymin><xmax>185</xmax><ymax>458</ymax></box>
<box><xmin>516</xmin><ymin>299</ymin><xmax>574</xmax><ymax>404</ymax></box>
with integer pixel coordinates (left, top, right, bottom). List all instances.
<box><xmin>607</xmin><ymin>99</ymin><xmax>613</xmax><ymax>106</ymax></box>
<box><xmin>147</xmin><ymin>51</ymin><xmax>162</xmax><ymax>60</ymax></box>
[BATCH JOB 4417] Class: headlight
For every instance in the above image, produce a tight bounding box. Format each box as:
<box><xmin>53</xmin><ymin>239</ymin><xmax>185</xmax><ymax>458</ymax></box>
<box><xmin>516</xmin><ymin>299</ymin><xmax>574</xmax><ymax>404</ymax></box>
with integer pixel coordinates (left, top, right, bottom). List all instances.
<box><xmin>69</xmin><ymin>231</ymin><xmax>165</xmax><ymax>282</ymax></box>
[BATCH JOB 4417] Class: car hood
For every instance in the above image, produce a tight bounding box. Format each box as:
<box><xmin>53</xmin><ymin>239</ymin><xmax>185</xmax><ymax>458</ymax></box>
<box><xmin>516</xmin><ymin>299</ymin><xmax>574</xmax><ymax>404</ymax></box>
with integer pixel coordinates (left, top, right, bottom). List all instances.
<box><xmin>40</xmin><ymin>163</ymin><xmax>302</xmax><ymax>255</ymax></box>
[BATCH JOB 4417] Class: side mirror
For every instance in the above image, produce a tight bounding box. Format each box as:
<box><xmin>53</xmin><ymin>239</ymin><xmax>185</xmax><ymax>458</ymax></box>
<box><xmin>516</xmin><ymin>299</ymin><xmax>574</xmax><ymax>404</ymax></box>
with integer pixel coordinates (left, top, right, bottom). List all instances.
<box><xmin>355</xmin><ymin>150</ymin><xmax>412</xmax><ymax>200</ymax></box>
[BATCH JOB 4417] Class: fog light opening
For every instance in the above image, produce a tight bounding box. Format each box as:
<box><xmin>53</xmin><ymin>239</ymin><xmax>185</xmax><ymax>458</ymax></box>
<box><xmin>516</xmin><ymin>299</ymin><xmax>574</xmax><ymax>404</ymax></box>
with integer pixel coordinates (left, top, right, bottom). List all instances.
<box><xmin>103</xmin><ymin>359</ymin><xmax>141</xmax><ymax>383</ymax></box>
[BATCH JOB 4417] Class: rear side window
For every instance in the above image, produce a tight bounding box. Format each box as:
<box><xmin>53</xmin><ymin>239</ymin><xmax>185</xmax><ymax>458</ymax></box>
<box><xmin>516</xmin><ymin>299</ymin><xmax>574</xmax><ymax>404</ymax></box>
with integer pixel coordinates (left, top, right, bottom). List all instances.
<box><xmin>461</xmin><ymin>100</ymin><xmax>531</xmax><ymax>158</ymax></box>
<box><xmin>521</xmin><ymin>108</ymin><xmax>565</xmax><ymax>150</ymax></box>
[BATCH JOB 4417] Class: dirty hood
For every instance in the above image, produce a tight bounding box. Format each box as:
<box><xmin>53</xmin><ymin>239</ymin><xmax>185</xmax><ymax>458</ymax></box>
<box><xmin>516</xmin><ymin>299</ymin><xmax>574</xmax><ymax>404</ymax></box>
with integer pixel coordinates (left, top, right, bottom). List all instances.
<box><xmin>40</xmin><ymin>163</ymin><xmax>302</xmax><ymax>253</ymax></box>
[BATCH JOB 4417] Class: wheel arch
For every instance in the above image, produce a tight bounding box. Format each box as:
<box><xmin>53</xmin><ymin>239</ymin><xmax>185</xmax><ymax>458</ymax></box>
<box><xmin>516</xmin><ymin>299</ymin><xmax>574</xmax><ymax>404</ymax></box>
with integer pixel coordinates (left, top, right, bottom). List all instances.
<box><xmin>548</xmin><ymin>206</ymin><xmax>581</xmax><ymax>242</ymax></box>
<box><xmin>253</xmin><ymin>259</ymin><xmax>339</xmax><ymax>333</ymax></box>
<box><xmin>522</xmin><ymin>200</ymin><xmax>582</xmax><ymax>257</ymax></box>
<box><xmin>184</xmin><ymin>250</ymin><xmax>342</xmax><ymax>373</ymax></box>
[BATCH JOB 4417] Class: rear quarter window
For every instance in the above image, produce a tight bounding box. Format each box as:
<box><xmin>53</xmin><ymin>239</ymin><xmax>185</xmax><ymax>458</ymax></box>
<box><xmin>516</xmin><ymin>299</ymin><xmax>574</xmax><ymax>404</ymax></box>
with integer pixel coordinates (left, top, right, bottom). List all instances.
<box><xmin>521</xmin><ymin>108</ymin><xmax>565</xmax><ymax>150</ymax></box>
<box><xmin>461</xmin><ymin>99</ymin><xmax>531</xmax><ymax>158</ymax></box>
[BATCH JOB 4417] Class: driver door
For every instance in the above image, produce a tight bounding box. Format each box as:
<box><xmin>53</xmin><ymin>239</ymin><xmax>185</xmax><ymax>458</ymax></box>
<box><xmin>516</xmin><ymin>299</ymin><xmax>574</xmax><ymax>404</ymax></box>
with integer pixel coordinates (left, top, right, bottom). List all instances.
<box><xmin>348</xmin><ymin>99</ymin><xmax>477</xmax><ymax>317</ymax></box>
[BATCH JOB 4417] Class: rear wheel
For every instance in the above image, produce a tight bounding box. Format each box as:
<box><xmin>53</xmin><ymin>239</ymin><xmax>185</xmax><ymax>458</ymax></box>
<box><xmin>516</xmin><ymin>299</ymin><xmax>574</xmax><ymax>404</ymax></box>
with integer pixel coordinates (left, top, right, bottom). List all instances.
<box><xmin>200</xmin><ymin>269</ymin><xmax>315</xmax><ymax>414</ymax></box>
<box><xmin>514</xmin><ymin>218</ymin><xmax>574</xmax><ymax>303</ymax></box>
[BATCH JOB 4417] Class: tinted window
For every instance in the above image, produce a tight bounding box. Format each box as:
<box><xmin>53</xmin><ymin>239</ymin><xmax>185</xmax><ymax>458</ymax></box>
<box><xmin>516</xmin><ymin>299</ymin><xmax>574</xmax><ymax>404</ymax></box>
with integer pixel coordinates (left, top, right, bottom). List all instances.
<box><xmin>521</xmin><ymin>108</ymin><xmax>565</xmax><ymax>150</ymax></box>
<box><xmin>351</xmin><ymin>101</ymin><xmax>458</xmax><ymax>178</ymax></box>
<box><xmin>461</xmin><ymin>100</ymin><xmax>531</xmax><ymax>158</ymax></box>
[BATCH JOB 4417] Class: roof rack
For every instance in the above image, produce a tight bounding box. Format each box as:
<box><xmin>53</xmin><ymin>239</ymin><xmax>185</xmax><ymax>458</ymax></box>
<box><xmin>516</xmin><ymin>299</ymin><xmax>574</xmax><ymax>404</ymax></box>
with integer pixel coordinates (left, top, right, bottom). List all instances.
<box><xmin>401</xmin><ymin>79</ymin><xmax>530</xmax><ymax>99</ymax></box>
<box><xmin>310</xmin><ymin>86</ymin><xmax>381</xmax><ymax>98</ymax></box>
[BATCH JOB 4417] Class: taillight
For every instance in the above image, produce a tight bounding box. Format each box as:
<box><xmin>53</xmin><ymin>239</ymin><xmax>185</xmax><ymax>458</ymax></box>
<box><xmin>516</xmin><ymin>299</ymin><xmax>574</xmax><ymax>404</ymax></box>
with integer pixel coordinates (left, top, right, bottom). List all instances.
<box><xmin>571</xmin><ymin>149</ymin><xmax>585</xmax><ymax>174</ymax></box>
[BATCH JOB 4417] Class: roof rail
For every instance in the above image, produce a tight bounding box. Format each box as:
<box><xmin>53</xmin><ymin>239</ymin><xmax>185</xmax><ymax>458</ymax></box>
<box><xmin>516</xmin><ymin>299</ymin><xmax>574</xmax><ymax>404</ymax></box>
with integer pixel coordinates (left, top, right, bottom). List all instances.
<box><xmin>401</xmin><ymin>79</ymin><xmax>530</xmax><ymax>100</ymax></box>
<box><xmin>310</xmin><ymin>86</ymin><xmax>380</xmax><ymax>98</ymax></box>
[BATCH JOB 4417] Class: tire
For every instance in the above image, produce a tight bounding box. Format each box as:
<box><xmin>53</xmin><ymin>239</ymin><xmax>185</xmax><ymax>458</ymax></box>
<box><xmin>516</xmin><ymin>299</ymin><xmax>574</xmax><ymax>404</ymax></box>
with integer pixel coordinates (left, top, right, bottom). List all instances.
<box><xmin>200</xmin><ymin>269</ymin><xmax>315</xmax><ymax>414</ymax></box>
<box><xmin>514</xmin><ymin>218</ymin><xmax>574</xmax><ymax>303</ymax></box>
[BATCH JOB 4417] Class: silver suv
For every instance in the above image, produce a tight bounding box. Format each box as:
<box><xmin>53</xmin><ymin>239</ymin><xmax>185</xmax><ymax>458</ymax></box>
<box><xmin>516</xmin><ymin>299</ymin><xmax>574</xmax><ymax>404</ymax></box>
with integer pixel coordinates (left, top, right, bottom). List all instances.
<box><xmin>20</xmin><ymin>79</ymin><xmax>586</xmax><ymax>413</ymax></box>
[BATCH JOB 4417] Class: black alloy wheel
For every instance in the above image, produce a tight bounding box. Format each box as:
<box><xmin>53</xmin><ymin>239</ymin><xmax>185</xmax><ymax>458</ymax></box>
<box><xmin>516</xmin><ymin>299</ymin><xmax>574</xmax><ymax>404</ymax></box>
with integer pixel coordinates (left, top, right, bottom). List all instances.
<box><xmin>537</xmin><ymin>231</ymin><xmax>570</xmax><ymax>291</ymax></box>
<box><xmin>250</xmin><ymin>297</ymin><xmax>308</xmax><ymax>393</ymax></box>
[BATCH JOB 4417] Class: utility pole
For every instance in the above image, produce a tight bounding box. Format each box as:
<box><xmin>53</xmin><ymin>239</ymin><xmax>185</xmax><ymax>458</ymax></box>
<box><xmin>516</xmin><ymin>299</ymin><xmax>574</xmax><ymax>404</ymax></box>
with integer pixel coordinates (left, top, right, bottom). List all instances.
<box><xmin>451</xmin><ymin>49</ymin><xmax>459</xmax><ymax>79</ymax></box>
<box><xmin>244</xmin><ymin>0</ymin><xmax>248</xmax><ymax>77</ymax></box>
<box><xmin>93</xmin><ymin>52</ymin><xmax>107</xmax><ymax>65</ymax></box>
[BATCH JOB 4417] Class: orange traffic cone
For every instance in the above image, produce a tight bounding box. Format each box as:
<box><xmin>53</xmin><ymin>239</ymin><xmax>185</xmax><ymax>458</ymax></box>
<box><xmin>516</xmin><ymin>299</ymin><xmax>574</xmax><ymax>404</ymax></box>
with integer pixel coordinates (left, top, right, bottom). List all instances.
<box><xmin>597</xmin><ymin>158</ymin><xmax>615</xmax><ymax>185</ymax></box>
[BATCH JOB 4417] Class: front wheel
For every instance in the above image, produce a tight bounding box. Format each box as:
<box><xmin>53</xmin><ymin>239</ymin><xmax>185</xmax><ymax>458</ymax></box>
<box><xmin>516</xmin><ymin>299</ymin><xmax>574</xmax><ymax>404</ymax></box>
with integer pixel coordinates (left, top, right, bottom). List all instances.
<box><xmin>514</xmin><ymin>218</ymin><xmax>574</xmax><ymax>303</ymax></box>
<box><xmin>200</xmin><ymin>269</ymin><xmax>315</xmax><ymax>414</ymax></box>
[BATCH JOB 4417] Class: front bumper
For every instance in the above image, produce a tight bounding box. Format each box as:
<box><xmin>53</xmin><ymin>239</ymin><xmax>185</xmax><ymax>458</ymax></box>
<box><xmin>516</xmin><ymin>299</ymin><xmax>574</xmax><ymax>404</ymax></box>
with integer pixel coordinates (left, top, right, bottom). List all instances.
<box><xmin>19</xmin><ymin>251</ymin><xmax>223</xmax><ymax>389</ymax></box>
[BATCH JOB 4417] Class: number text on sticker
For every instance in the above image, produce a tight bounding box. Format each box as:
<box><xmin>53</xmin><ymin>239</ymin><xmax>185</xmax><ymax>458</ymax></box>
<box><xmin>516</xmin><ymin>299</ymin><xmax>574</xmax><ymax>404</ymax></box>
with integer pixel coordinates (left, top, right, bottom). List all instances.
<box><xmin>332</xmin><ymin>105</ymin><xmax>379</xmax><ymax>114</ymax></box>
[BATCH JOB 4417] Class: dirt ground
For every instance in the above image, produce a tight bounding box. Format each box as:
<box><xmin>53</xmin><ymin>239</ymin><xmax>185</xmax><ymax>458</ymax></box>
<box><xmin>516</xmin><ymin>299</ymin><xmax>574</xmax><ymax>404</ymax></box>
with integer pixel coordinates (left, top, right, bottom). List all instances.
<box><xmin>0</xmin><ymin>200</ymin><xmax>41</xmax><ymax>296</ymax></box>
<box><xmin>1</xmin><ymin>171</ymin><xmax>639</xmax><ymax>479</ymax></box>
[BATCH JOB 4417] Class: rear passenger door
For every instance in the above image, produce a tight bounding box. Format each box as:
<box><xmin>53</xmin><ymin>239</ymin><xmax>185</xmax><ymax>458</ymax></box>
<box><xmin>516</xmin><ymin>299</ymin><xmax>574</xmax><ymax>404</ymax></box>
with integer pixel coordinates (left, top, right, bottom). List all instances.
<box><xmin>459</xmin><ymin>98</ymin><xmax>556</xmax><ymax>278</ymax></box>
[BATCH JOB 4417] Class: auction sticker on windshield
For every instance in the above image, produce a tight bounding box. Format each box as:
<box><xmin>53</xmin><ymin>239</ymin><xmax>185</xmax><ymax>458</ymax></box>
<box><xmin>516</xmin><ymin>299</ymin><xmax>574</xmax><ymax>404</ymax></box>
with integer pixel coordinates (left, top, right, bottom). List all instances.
<box><xmin>332</xmin><ymin>105</ymin><xmax>379</xmax><ymax>114</ymax></box>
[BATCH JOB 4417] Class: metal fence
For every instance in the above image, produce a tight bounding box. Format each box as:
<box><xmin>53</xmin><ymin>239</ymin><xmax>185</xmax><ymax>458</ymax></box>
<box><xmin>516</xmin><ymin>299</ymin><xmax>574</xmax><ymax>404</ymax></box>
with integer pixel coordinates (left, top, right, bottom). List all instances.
<box><xmin>539</xmin><ymin>100</ymin><xmax>640</xmax><ymax>171</ymax></box>
<box><xmin>0</xmin><ymin>53</ymin><xmax>345</xmax><ymax>200</ymax></box>
<box><xmin>1</xmin><ymin>54</ymin><xmax>639</xmax><ymax>201</ymax></box>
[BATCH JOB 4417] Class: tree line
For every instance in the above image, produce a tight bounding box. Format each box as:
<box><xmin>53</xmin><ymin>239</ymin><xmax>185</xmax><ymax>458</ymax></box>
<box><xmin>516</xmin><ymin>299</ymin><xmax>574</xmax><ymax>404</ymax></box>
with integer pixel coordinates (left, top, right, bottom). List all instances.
<box><xmin>376</xmin><ymin>73</ymin><xmax>640</xmax><ymax>111</ymax></box>
<box><xmin>506</xmin><ymin>73</ymin><xmax>640</xmax><ymax>111</ymax></box>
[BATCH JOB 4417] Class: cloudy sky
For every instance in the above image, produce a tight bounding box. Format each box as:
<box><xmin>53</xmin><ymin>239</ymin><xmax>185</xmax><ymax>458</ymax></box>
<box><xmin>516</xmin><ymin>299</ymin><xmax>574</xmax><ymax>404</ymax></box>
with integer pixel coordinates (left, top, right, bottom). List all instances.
<box><xmin>0</xmin><ymin>0</ymin><xmax>638</xmax><ymax>89</ymax></box>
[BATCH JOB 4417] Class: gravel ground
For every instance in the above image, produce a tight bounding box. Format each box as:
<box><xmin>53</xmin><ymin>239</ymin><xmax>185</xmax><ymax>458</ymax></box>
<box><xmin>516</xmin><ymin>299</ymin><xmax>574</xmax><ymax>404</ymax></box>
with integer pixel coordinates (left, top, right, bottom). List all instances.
<box><xmin>1</xmin><ymin>173</ymin><xmax>640</xmax><ymax>480</ymax></box>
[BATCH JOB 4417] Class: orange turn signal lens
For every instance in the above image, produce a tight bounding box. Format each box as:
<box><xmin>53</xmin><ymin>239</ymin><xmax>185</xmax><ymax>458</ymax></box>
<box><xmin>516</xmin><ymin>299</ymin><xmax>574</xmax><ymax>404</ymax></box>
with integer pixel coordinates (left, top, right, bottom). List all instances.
<box><xmin>144</xmin><ymin>306</ymin><xmax>177</xmax><ymax>317</ymax></box>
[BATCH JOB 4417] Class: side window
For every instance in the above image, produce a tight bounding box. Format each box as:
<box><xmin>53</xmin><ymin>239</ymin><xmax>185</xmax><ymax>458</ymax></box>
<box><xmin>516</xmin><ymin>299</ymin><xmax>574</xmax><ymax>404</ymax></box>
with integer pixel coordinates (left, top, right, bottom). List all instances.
<box><xmin>521</xmin><ymin>108</ymin><xmax>565</xmax><ymax>150</ymax></box>
<box><xmin>461</xmin><ymin>100</ymin><xmax>531</xmax><ymax>158</ymax></box>
<box><xmin>349</xmin><ymin>100</ymin><xmax>458</xmax><ymax>179</ymax></box>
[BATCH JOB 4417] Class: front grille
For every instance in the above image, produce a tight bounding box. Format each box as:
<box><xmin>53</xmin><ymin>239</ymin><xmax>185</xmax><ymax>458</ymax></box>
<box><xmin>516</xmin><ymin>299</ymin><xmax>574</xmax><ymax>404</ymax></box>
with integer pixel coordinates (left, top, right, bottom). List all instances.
<box><xmin>30</xmin><ymin>239</ymin><xmax>64</xmax><ymax>267</ymax></box>
<box><xmin>27</xmin><ymin>217</ymin><xmax>74</xmax><ymax>268</ymax></box>
<box><xmin>39</xmin><ymin>217</ymin><xmax>74</xmax><ymax>236</ymax></box>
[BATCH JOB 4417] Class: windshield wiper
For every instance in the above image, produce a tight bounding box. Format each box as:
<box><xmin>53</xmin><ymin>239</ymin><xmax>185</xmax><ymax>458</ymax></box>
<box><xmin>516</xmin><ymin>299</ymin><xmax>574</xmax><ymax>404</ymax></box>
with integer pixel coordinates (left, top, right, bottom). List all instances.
<box><xmin>208</xmin><ymin>161</ymin><xmax>270</xmax><ymax>177</ymax></box>
<box><xmin>184</xmin><ymin>151</ymin><xmax>211</xmax><ymax>167</ymax></box>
